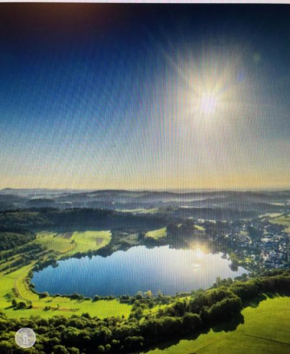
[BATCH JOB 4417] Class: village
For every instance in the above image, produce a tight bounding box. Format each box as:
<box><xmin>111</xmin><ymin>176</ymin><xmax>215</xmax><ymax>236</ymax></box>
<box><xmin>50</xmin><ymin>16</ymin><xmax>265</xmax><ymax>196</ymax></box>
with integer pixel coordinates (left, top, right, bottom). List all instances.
<box><xmin>200</xmin><ymin>216</ymin><xmax>290</xmax><ymax>272</ymax></box>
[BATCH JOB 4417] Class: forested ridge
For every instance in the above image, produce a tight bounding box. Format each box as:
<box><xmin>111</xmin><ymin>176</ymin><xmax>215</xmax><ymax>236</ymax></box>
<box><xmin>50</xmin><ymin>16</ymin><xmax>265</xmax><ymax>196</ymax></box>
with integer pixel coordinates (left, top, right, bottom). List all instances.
<box><xmin>0</xmin><ymin>209</ymin><xmax>166</xmax><ymax>232</ymax></box>
<box><xmin>0</xmin><ymin>226</ymin><xmax>36</xmax><ymax>251</ymax></box>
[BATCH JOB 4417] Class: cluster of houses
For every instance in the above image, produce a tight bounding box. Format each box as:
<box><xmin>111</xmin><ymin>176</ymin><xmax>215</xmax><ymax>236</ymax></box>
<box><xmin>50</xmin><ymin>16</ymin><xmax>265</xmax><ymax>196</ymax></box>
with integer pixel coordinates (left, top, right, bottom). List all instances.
<box><xmin>260</xmin><ymin>221</ymin><xmax>290</xmax><ymax>268</ymax></box>
<box><xmin>199</xmin><ymin>217</ymin><xmax>290</xmax><ymax>271</ymax></box>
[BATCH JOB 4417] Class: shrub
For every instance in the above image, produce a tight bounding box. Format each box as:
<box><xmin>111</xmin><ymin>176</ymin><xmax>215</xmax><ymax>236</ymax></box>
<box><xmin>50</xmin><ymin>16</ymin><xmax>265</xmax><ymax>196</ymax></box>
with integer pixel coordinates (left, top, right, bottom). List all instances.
<box><xmin>17</xmin><ymin>301</ymin><xmax>26</xmax><ymax>309</ymax></box>
<box><xmin>183</xmin><ymin>313</ymin><xmax>201</xmax><ymax>332</ymax></box>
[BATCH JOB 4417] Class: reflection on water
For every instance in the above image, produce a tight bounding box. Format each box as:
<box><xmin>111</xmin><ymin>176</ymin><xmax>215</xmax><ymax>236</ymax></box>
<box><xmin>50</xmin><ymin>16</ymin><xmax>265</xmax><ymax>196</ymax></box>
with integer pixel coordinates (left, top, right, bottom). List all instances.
<box><xmin>32</xmin><ymin>245</ymin><xmax>247</xmax><ymax>297</ymax></box>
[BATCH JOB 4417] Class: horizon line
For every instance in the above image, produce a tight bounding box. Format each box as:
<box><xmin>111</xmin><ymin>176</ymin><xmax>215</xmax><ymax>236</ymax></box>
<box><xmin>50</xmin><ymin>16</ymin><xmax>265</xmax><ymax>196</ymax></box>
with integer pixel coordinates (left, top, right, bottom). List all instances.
<box><xmin>1</xmin><ymin>187</ymin><xmax>290</xmax><ymax>192</ymax></box>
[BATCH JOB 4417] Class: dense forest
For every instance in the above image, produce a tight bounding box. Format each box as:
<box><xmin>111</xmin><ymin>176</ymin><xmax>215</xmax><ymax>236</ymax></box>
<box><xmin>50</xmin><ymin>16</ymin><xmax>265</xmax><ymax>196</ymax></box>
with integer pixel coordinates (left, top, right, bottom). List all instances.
<box><xmin>0</xmin><ymin>226</ymin><xmax>36</xmax><ymax>251</ymax></box>
<box><xmin>0</xmin><ymin>209</ymin><xmax>167</xmax><ymax>232</ymax></box>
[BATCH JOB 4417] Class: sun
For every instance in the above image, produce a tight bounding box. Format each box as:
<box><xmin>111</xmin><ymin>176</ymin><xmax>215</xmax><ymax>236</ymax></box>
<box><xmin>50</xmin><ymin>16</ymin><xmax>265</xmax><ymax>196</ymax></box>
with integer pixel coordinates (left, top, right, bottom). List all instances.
<box><xmin>200</xmin><ymin>92</ymin><xmax>219</xmax><ymax>115</ymax></box>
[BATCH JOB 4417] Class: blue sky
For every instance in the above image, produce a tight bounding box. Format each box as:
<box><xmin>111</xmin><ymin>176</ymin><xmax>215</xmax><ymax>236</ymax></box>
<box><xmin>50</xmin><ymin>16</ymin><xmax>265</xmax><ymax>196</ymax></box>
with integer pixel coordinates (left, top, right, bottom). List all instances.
<box><xmin>0</xmin><ymin>4</ymin><xmax>289</xmax><ymax>189</ymax></box>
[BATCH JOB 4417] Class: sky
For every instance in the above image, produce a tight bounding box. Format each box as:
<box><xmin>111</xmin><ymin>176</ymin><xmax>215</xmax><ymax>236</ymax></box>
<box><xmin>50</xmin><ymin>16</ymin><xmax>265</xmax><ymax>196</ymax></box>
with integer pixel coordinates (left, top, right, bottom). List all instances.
<box><xmin>0</xmin><ymin>4</ymin><xmax>289</xmax><ymax>190</ymax></box>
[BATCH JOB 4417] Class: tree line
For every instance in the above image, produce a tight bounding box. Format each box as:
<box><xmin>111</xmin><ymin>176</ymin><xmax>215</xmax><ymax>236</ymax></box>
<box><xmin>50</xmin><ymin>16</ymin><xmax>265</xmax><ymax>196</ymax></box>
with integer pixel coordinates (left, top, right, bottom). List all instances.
<box><xmin>0</xmin><ymin>270</ymin><xmax>289</xmax><ymax>354</ymax></box>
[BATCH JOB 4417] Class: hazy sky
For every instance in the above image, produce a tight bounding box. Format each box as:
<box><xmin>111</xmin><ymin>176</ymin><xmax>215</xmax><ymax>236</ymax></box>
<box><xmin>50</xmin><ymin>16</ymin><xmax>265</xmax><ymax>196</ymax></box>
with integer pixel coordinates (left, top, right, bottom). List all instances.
<box><xmin>0</xmin><ymin>4</ymin><xmax>289</xmax><ymax>190</ymax></box>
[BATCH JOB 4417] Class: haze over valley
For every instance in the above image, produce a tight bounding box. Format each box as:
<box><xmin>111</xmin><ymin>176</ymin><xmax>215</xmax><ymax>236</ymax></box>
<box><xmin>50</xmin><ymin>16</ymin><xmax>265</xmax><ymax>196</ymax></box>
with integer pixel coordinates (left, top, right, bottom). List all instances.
<box><xmin>0</xmin><ymin>3</ymin><xmax>289</xmax><ymax>354</ymax></box>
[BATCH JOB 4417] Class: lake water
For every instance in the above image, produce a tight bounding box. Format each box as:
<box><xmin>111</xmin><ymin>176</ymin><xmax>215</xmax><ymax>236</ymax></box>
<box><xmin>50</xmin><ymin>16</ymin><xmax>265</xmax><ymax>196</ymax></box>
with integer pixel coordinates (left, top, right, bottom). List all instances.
<box><xmin>32</xmin><ymin>245</ymin><xmax>247</xmax><ymax>297</ymax></box>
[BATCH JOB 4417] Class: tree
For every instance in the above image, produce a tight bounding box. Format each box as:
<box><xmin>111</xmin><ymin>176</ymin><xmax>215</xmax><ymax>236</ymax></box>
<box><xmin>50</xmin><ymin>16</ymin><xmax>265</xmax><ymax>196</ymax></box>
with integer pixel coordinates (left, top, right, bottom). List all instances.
<box><xmin>52</xmin><ymin>345</ymin><xmax>69</xmax><ymax>354</ymax></box>
<box><xmin>209</xmin><ymin>297</ymin><xmax>242</xmax><ymax>323</ymax></box>
<box><xmin>98</xmin><ymin>345</ymin><xmax>105</xmax><ymax>353</ymax></box>
<box><xmin>98</xmin><ymin>327</ymin><xmax>112</xmax><ymax>343</ymax></box>
<box><xmin>133</xmin><ymin>308</ymin><xmax>143</xmax><ymax>320</ymax></box>
<box><xmin>216</xmin><ymin>276</ymin><xmax>222</xmax><ymax>286</ymax></box>
<box><xmin>138</xmin><ymin>232</ymin><xmax>145</xmax><ymax>239</ymax></box>
<box><xmin>166</xmin><ymin>223</ymin><xmax>179</xmax><ymax>237</ymax></box>
<box><xmin>39</xmin><ymin>291</ymin><xmax>49</xmax><ymax>298</ymax></box>
<box><xmin>144</xmin><ymin>290</ymin><xmax>152</xmax><ymax>299</ymax></box>
<box><xmin>17</xmin><ymin>301</ymin><xmax>27</xmax><ymax>309</ymax></box>
<box><xmin>161</xmin><ymin>317</ymin><xmax>183</xmax><ymax>336</ymax></box>
<box><xmin>157</xmin><ymin>290</ymin><xmax>163</xmax><ymax>298</ymax></box>
<box><xmin>69</xmin><ymin>348</ymin><xmax>80</xmax><ymax>354</ymax></box>
<box><xmin>105</xmin><ymin>343</ymin><xmax>111</xmax><ymax>352</ymax></box>
<box><xmin>0</xmin><ymin>341</ymin><xmax>13</xmax><ymax>352</ymax></box>
<box><xmin>183</xmin><ymin>313</ymin><xmax>201</xmax><ymax>332</ymax></box>
<box><xmin>136</xmin><ymin>291</ymin><xmax>143</xmax><ymax>299</ymax></box>
<box><xmin>179</xmin><ymin>219</ymin><xmax>194</xmax><ymax>236</ymax></box>
<box><xmin>200</xmin><ymin>307</ymin><xmax>210</xmax><ymax>327</ymax></box>
<box><xmin>124</xmin><ymin>336</ymin><xmax>144</xmax><ymax>350</ymax></box>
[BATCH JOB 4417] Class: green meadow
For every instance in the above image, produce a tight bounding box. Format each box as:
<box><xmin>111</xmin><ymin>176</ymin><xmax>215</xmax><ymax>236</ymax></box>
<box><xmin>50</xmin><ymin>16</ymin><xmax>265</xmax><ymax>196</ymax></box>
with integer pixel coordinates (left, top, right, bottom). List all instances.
<box><xmin>148</xmin><ymin>296</ymin><xmax>290</xmax><ymax>354</ymax></box>
<box><xmin>36</xmin><ymin>230</ymin><xmax>112</xmax><ymax>254</ymax></box>
<box><xmin>269</xmin><ymin>215</ymin><xmax>290</xmax><ymax>234</ymax></box>
<box><xmin>145</xmin><ymin>227</ymin><xmax>167</xmax><ymax>240</ymax></box>
<box><xmin>0</xmin><ymin>230</ymin><xmax>132</xmax><ymax>319</ymax></box>
<box><xmin>0</xmin><ymin>226</ymin><xmax>289</xmax><ymax>350</ymax></box>
<box><xmin>145</xmin><ymin>224</ymin><xmax>205</xmax><ymax>240</ymax></box>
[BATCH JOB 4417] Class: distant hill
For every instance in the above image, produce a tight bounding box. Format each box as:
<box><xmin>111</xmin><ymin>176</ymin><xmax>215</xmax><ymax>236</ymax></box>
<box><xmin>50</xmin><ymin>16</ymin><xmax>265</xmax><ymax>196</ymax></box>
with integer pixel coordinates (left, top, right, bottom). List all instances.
<box><xmin>0</xmin><ymin>189</ymin><xmax>289</xmax><ymax>215</ymax></box>
<box><xmin>0</xmin><ymin>208</ymin><xmax>167</xmax><ymax>232</ymax></box>
<box><xmin>26</xmin><ymin>198</ymin><xmax>57</xmax><ymax>208</ymax></box>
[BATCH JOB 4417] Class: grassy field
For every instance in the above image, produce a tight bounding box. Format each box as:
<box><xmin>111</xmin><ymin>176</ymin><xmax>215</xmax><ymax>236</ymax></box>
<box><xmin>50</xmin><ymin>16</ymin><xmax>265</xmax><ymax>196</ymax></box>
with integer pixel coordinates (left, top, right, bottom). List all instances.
<box><xmin>36</xmin><ymin>232</ymin><xmax>76</xmax><ymax>253</ymax></box>
<box><xmin>37</xmin><ymin>230</ymin><xmax>112</xmax><ymax>254</ymax></box>
<box><xmin>194</xmin><ymin>225</ymin><xmax>205</xmax><ymax>231</ymax></box>
<box><xmin>145</xmin><ymin>227</ymin><xmax>167</xmax><ymax>240</ymax></box>
<box><xmin>69</xmin><ymin>230</ymin><xmax>111</xmax><ymax>254</ymax></box>
<box><xmin>147</xmin><ymin>296</ymin><xmax>290</xmax><ymax>354</ymax></box>
<box><xmin>0</xmin><ymin>264</ymin><xmax>132</xmax><ymax>319</ymax></box>
<box><xmin>0</xmin><ymin>230</ymin><xmax>133</xmax><ymax>319</ymax></box>
<box><xmin>269</xmin><ymin>215</ymin><xmax>290</xmax><ymax>234</ymax></box>
<box><xmin>145</xmin><ymin>225</ymin><xmax>205</xmax><ymax>240</ymax></box>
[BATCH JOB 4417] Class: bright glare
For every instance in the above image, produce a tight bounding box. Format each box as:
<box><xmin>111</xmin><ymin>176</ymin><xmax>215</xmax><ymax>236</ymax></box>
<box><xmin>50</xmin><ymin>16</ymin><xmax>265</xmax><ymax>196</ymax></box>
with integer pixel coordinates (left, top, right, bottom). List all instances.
<box><xmin>200</xmin><ymin>93</ymin><xmax>218</xmax><ymax>115</ymax></box>
<box><xmin>194</xmin><ymin>248</ymin><xmax>204</xmax><ymax>259</ymax></box>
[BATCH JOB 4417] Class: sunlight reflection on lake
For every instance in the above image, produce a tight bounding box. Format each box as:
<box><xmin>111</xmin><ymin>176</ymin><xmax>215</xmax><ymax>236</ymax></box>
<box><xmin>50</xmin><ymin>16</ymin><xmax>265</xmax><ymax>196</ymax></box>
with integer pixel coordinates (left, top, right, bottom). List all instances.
<box><xmin>32</xmin><ymin>245</ymin><xmax>247</xmax><ymax>297</ymax></box>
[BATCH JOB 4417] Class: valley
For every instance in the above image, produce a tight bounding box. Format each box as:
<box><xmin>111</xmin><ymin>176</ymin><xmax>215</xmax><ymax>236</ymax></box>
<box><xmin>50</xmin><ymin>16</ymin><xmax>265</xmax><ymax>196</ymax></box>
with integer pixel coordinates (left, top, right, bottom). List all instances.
<box><xmin>0</xmin><ymin>189</ymin><xmax>289</xmax><ymax>353</ymax></box>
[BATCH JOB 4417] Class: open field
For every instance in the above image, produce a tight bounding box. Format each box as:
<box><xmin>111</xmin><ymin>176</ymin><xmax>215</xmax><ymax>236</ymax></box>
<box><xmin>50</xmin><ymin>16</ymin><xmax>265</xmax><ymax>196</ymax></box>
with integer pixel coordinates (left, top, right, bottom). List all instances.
<box><xmin>145</xmin><ymin>227</ymin><xmax>167</xmax><ymax>240</ymax></box>
<box><xmin>145</xmin><ymin>224</ymin><xmax>205</xmax><ymax>240</ymax></box>
<box><xmin>194</xmin><ymin>224</ymin><xmax>205</xmax><ymax>231</ymax></box>
<box><xmin>37</xmin><ymin>230</ymin><xmax>112</xmax><ymax>255</ymax></box>
<box><xmin>0</xmin><ymin>230</ymin><xmax>132</xmax><ymax>319</ymax></box>
<box><xmin>0</xmin><ymin>261</ymin><xmax>132</xmax><ymax>320</ymax></box>
<box><xmin>4</xmin><ymin>296</ymin><xmax>132</xmax><ymax>320</ymax></box>
<box><xmin>269</xmin><ymin>215</ymin><xmax>290</xmax><ymax>234</ymax></box>
<box><xmin>68</xmin><ymin>230</ymin><xmax>111</xmax><ymax>254</ymax></box>
<box><xmin>36</xmin><ymin>232</ymin><xmax>76</xmax><ymax>253</ymax></box>
<box><xmin>148</xmin><ymin>296</ymin><xmax>290</xmax><ymax>354</ymax></box>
